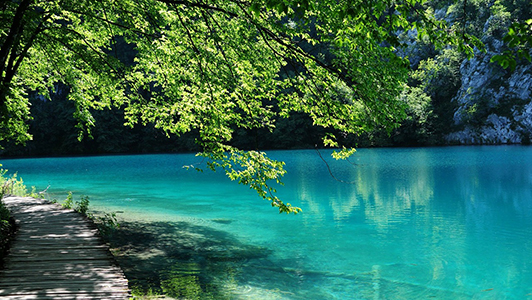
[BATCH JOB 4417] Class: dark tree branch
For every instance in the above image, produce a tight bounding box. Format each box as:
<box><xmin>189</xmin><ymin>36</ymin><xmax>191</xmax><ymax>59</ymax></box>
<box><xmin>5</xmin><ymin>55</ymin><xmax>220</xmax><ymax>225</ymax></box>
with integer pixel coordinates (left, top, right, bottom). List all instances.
<box><xmin>0</xmin><ymin>0</ymin><xmax>33</xmax><ymax>76</ymax></box>
<box><xmin>200</xmin><ymin>7</ymin><xmax>237</xmax><ymax>84</ymax></box>
<box><xmin>173</xmin><ymin>4</ymin><xmax>216</xmax><ymax>104</ymax></box>
<box><xmin>4</xmin><ymin>15</ymin><xmax>50</xmax><ymax>87</ymax></box>
<box><xmin>47</xmin><ymin>25</ymin><xmax>124</xmax><ymax>76</ymax></box>
<box><xmin>157</xmin><ymin>0</ymin><xmax>239</xmax><ymax>17</ymax></box>
<box><xmin>315</xmin><ymin>147</ymin><xmax>357</xmax><ymax>184</ymax></box>
<box><xmin>0</xmin><ymin>0</ymin><xmax>33</xmax><ymax>110</ymax></box>
<box><xmin>233</xmin><ymin>2</ymin><xmax>362</xmax><ymax>91</ymax></box>
<box><xmin>65</xmin><ymin>8</ymin><xmax>160</xmax><ymax>39</ymax></box>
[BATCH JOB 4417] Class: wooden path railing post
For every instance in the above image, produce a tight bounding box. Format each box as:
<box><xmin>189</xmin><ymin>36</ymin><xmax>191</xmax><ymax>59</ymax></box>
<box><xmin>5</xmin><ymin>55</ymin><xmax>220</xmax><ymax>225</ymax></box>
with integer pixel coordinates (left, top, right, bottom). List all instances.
<box><xmin>0</xmin><ymin>196</ymin><xmax>131</xmax><ymax>299</ymax></box>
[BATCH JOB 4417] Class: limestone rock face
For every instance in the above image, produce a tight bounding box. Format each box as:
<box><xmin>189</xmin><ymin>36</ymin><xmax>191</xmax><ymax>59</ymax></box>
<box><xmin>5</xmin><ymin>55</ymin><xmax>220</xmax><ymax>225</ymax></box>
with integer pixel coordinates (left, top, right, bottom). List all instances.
<box><xmin>447</xmin><ymin>114</ymin><xmax>522</xmax><ymax>144</ymax></box>
<box><xmin>446</xmin><ymin>27</ymin><xmax>532</xmax><ymax>145</ymax></box>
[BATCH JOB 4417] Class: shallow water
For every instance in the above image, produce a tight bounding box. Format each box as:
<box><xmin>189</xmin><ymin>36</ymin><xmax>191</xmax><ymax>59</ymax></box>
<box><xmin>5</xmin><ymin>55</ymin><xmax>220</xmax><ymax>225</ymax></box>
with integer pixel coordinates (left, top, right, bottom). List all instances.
<box><xmin>3</xmin><ymin>146</ymin><xmax>532</xmax><ymax>299</ymax></box>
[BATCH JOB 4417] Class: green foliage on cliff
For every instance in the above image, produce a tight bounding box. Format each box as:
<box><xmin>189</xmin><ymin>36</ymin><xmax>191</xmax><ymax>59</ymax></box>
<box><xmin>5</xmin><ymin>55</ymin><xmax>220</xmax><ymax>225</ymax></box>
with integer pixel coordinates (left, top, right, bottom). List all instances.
<box><xmin>491</xmin><ymin>19</ymin><xmax>532</xmax><ymax>70</ymax></box>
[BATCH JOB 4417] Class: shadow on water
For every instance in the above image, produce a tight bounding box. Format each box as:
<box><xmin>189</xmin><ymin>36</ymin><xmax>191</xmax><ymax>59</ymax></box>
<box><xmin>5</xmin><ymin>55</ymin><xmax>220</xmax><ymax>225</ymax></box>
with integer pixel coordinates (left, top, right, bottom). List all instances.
<box><xmin>101</xmin><ymin>219</ymin><xmax>303</xmax><ymax>299</ymax></box>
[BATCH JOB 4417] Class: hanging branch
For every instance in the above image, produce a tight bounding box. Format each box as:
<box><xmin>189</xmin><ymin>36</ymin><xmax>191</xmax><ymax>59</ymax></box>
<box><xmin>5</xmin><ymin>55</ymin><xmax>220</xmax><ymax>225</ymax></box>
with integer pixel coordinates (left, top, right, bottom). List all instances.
<box><xmin>315</xmin><ymin>146</ymin><xmax>358</xmax><ymax>184</ymax></box>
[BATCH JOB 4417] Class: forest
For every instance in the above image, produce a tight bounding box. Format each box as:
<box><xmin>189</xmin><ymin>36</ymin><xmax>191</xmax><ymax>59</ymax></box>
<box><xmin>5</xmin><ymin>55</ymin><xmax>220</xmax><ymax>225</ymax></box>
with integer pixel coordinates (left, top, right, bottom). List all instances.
<box><xmin>0</xmin><ymin>0</ymin><xmax>530</xmax><ymax>158</ymax></box>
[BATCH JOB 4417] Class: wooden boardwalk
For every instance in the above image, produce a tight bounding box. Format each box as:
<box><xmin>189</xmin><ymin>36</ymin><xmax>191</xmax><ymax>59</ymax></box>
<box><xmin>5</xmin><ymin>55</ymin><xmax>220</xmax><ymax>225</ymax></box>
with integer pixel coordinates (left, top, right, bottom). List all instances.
<box><xmin>0</xmin><ymin>196</ymin><xmax>131</xmax><ymax>299</ymax></box>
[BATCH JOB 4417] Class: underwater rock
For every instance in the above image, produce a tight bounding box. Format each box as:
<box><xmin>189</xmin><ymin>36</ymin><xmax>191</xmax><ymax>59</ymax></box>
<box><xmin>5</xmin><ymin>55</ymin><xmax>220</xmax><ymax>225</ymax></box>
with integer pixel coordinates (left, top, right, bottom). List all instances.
<box><xmin>211</xmin><ymin>218</ymin><xmax>233</xmax><ymax>224</ymax></box>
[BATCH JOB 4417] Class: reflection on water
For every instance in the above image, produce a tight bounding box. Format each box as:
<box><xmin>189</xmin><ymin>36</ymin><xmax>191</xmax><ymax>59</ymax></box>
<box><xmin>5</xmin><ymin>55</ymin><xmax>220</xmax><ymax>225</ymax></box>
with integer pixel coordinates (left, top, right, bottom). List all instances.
<box><xmin>275</xmin><ymin>147</ymin><xmax>532</xmax><ymax>299</ymax></box>
<box><xmin>3</xmin><ymin>146</ymin><xmax>532</xmax><ymax>299</ymax></box>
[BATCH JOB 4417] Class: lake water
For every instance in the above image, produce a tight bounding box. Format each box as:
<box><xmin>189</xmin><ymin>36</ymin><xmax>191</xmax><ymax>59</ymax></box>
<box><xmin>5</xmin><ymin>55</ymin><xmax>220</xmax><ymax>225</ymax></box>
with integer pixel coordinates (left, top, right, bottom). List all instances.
<box><xmin>2</xmin><ymin>146</ymin><xmax>532</xmax><ymax>299</ymax></box>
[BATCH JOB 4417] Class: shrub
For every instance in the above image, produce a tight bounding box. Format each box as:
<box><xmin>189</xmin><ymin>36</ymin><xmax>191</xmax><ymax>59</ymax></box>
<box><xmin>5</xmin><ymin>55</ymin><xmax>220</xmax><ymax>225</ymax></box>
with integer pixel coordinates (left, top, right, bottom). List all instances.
<box><xmin>0</xmin><ymin>168</ymin><xmax>20</xmax><ymax>263</ymax></box>
<box><xmin>0</xmin><ymin>170</ymin><xmax>27</xmax><ymax>197</ymax></box>
<box><xmin>76</xmin><ymin>195</ymin><xmax>90</xmax><ymax>216</ymax></box>
<box><xmin>62</xmin><ymin>191</ymin><xmax>74</xmax><ymax>209</ymax></box>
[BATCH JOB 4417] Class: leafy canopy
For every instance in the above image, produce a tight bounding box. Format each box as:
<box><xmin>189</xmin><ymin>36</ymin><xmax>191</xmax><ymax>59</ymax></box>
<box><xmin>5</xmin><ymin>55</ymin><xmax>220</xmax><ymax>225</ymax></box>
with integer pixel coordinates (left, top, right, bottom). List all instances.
<box><xmin>0</xmin><ymin>0</ymin><xmax>477</xmax><ymax>213</ymax></box>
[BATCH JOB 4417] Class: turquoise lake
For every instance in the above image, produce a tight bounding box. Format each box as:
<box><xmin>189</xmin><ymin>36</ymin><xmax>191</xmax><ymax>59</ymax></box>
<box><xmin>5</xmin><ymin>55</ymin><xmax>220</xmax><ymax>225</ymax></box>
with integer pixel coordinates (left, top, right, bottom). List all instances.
<box><xmin>2</xmin><ymin>146</ymin><xmax>532</xmax><ymax>299</ymax></box>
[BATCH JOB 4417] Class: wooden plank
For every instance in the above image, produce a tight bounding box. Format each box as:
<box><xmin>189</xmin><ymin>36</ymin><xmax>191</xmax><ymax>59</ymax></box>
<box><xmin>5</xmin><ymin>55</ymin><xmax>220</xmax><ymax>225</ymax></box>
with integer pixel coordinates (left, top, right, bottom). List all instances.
<box><xmin>14</xmin><ymin>235</ymin><xmax>101</xmax><ymax>241</ymax></box>
<box><xmin>0</xmin><ymin>266</ymin><xmax>122</xmax><ymax>273</ymax></box>
<box><xmin>0</xmin><ymin>295</ymin><xmax>129</xmax><ymax>300</ymax></box>
<box><xmin>0</xmin><ymin>270</ymin><xmax>126</xmax><ymax>279</ymax></box>
<box><xmin>0</xmin><ymin>196</ymin><xmax>131</xmax><ymax>299</ymax></box>
<box><xmin>2</xmin><ymin>259</ymin><xmax>121</xmax><ymax>269</ymax></box>
<box><xmin>0</xmin><ymin>282</ymin><xmax>130</xmax><ymax>292</ymax></box>
<box><xmin>6</xmin><ymin>255</ymin><xmax>113</xmax><ymax>263</ymax></box>
<box><xmin>7</xmin><ymin>244</ymin><xmax>109</xmax><ymax>251</ymax></box>
<box><xmin>0</xmin><ymin>290</ymin><xmax>131</xmax><ymax>298</ymax></box>
<box><xmin>0</xmin><ymin>278</ymin><xmax>129</xmax><ymax>287</ymax></box>
<box><xmin>0</xmin><ymin>273</ymin><xmax>127</xmax><ymax>281</ymax></box>
<box><xmin>8</xmin><ymin>252</ymin><xmax>113</xmax><ymax>259</ymax></box>
<box><xmin>0</xmin><ymin>295</ymin><xmax>130</xmax><ymax>300</ymax></box>
<box><xmin>10</xmin><ymin>237</ymin><xmax>103</xmax><ymax>243</ymax></box>
<box><xmin>10</xmin><ymin>248</ymin><xmax>111</xmax><ymax>256</ymax></box>
<box><xmin>1</xmin><ymin>291</ymin><xmax>132</xmax><ymax>297</ymax></box>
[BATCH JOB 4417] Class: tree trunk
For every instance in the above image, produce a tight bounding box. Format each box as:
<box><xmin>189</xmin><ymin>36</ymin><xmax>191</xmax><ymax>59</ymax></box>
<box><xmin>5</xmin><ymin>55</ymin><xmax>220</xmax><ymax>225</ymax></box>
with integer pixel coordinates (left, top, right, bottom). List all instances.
<box><xmin>0</xmin><ymin>0</ymin><xmax>34</xmax><ymax>116</ymax></box>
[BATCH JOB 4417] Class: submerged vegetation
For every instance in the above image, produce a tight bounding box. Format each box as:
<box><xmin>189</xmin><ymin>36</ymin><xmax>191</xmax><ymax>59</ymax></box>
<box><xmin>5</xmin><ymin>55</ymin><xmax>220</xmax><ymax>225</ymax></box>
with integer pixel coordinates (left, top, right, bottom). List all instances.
<box><xmin>104</xmin><ymin>219</ymin><xmax>275</xmax><ymax>299</ymax></box>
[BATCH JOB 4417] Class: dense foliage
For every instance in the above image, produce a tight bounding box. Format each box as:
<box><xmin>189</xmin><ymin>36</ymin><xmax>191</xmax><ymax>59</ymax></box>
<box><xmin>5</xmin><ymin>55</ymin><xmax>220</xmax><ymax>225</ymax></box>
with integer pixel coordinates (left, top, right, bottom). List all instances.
<box><xmin>1</xmin><ymin>0</ymin><xmax>521</xmax><ymax>212</ymax></box>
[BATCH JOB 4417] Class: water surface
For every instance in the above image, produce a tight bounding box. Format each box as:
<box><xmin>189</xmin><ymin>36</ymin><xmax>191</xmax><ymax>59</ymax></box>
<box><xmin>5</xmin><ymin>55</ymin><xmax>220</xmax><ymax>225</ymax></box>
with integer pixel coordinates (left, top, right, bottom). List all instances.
<box><xmin>2</xmin><ymin>146</ymin><xmax>532</xmax><ymax>299</ymax></box>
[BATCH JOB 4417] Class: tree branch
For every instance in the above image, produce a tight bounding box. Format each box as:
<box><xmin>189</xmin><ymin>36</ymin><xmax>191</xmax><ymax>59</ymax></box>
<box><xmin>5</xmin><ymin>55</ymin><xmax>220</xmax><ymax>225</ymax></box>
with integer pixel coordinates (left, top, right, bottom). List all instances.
<box><xmin>65</xmin><ymin>8</ymin><xmax>160</xmax><ymax>39</ymax></box>
<box><xmin>315</xmin><ymin>147</ymin><xmax>357</xmax><ymax>184</ymax></box>
<box><xmin>157</xmin><ymin>0</ymin><xmax>238</xmax><ymax>17</ymax></box>
<box><xmin>0</xmin><ymin>0</ymin><xmax>33</xmax><ymax>77</ymax></box>
<box><xmin>0</xmin><ymin>0</ymin><xmax>33</xmax><ymax>110</ymax></box>
<box><xmin>4</xmin><ymin>16</ymin><xmax>50</xmax><ymax>87</ymax></box>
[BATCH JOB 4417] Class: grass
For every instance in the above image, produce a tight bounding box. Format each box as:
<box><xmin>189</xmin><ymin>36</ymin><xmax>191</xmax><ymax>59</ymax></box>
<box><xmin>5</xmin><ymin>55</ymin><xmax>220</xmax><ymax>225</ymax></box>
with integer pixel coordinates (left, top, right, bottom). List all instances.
<box><xmin>0</xmin><ymin>168</ymin><xmax>30</xmax><ymax>264</ymax></box>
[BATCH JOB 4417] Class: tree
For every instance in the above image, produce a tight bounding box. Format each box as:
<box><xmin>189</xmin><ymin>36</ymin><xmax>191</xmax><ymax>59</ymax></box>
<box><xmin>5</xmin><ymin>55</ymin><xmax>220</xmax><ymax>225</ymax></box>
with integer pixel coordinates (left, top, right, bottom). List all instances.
<box><xmin>0</xmin><ymin>0</ymin><xmax>478</xmax><ymax>213</ymax></box>
<box><xmin>491</xmin><ymin>19</ymin><xmax>532</xmax><ymax>70</ymax></box>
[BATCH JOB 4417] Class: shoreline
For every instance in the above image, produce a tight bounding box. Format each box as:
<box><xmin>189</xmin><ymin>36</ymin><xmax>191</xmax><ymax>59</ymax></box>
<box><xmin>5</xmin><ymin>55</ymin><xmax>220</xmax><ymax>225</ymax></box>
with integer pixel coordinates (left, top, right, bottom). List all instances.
<box><xmin>90</xmin><ymin>204</ymin><xmax>282</xmax><ymax>299</ymax></box>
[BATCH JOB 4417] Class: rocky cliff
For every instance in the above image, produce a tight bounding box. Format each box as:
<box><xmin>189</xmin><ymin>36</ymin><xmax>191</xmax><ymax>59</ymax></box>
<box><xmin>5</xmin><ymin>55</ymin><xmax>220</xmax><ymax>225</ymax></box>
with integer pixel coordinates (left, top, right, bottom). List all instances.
<box><xmin>447</xmin><ymin>44</ymin><xmax>532</xmax><ymax>144</ymax></box>
<box><xmin>444</xmin><ymin>3</ymin><xmax>532</xmax><ymax>145</ymax></box>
